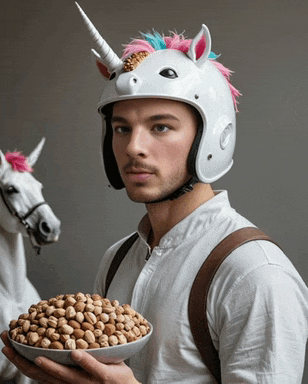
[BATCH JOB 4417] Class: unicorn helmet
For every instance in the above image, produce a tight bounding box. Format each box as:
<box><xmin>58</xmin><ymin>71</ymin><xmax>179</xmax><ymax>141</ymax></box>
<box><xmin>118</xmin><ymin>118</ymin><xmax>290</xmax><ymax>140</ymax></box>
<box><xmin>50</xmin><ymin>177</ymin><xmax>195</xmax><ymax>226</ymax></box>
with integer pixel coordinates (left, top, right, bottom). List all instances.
<box><xmin>76</xmin><ymin>2</ymin><xmax>240</xmax><ymax>191</ymax></box>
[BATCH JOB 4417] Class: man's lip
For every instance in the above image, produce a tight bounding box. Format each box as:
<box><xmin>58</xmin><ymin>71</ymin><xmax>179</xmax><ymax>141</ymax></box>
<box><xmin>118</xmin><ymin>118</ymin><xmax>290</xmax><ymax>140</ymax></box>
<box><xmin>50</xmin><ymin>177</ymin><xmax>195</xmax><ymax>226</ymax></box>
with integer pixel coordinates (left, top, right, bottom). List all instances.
<box><xmin>125</xmin><ymin>169</ymin><xmax>154</xmax><ymax>182</ymax></box>
<box><xmin>125</xmin><ymin>168</ymin><xmax>154</xmax><ymax>174</ymax></box>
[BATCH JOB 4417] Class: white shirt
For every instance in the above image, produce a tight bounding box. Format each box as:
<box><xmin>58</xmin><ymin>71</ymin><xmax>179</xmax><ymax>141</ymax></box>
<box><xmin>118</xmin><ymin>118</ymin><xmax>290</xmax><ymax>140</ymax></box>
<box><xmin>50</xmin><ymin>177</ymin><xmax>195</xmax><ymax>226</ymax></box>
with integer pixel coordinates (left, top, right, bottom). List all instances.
<box><xmin>94</xmin><ymin>191</ymin><xmax>308</xmax><ymax>383</ymax></box>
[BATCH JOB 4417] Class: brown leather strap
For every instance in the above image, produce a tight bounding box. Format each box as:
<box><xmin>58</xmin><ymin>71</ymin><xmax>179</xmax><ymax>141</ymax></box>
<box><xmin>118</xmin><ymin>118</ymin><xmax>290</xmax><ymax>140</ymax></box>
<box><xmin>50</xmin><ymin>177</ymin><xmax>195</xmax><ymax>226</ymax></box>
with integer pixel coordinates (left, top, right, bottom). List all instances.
<box><xmin>188</xmin><ymin>227</ymin><xmax>280</xmax><ymax>383</ymax></box>
<box><xmin>105</xmin><ymin>232</ymin><xmax>139</xmax><ymax>296</ymax></box>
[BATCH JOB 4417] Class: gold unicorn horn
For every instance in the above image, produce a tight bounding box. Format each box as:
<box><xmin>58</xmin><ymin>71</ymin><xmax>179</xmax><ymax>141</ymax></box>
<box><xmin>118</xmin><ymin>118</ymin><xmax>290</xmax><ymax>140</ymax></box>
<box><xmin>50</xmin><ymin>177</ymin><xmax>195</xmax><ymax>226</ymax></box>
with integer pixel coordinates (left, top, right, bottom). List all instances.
<box><xmin>75</xmin><ymin>2</ymin><xmax>123</xmax><ymax>73</ymax></box>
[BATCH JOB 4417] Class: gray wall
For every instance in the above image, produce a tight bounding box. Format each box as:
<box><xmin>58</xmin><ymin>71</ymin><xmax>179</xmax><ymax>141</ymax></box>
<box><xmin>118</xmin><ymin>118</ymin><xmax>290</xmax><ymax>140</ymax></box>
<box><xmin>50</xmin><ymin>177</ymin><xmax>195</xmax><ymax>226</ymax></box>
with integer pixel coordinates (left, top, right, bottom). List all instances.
<box><xmin>1</xmin><ymin>0</ymin><xmax>308</xmax><ymax>380</ymax></box>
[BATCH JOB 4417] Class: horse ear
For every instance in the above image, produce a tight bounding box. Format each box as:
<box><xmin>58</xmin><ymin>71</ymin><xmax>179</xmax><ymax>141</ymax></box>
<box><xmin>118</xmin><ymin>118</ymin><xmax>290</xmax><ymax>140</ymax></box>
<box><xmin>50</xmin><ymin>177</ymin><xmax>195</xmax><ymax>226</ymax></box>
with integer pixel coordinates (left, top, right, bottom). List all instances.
<box><xmin>0</xmin><ymin>150</ymin><xmax>10</xmax><ymax>174</ymax></box>
<box><xmin>187</xmin><ymin>24</ymin><xmax>212</xmax><ymax>68</ymax></box>
<box><xmin>92</xmin><ymin>49</ymin><xmax>110</xmax><ymax>79</ymax></box>
<box><xmin>28</xmin><ymin>137</ymin><xmax>46</xmax><ymax>167</ymax></box>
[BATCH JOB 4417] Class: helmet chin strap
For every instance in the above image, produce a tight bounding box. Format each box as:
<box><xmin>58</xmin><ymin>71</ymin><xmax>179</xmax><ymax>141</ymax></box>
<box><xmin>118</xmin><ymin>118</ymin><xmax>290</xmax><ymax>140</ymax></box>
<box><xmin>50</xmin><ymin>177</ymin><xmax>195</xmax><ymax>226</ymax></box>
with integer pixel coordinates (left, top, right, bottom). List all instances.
<box><xmin>146</xmin><ymin>177</ymin><xmax>198</xmax><ymax>204</ymax></box>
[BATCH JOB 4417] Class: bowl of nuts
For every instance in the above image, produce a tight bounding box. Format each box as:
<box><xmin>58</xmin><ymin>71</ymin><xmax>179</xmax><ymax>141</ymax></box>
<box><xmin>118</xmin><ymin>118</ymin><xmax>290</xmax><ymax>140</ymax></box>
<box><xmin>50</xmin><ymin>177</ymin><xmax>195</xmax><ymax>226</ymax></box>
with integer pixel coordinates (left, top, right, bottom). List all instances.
<box><xmin>8</xmin><ymin>293</ymin><xmax>152</xmax><ymax>366</ymax></box>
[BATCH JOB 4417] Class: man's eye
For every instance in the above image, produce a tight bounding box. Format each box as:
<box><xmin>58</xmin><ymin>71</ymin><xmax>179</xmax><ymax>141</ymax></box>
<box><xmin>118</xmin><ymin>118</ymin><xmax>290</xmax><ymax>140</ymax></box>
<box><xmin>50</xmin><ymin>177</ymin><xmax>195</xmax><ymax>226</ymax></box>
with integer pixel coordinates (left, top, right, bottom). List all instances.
<box><xmin>154</xmin><ymin>125</ymin><xmax>169</xmax><ymax>133</ymax></box>
<box><xmin>114</xmin><ymin>126</ymin><xmax>130</xmax><ymax>134</ymax></box>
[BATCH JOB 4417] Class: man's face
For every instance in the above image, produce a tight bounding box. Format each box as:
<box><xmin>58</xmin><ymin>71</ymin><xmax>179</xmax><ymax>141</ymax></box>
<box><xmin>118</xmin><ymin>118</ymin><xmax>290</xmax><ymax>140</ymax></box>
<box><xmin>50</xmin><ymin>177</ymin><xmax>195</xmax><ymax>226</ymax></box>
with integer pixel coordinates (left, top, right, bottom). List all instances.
<box><xmin>111</xmin><ymin>98</ymin><xmax>198</xmax><ymax>203</ymax></box>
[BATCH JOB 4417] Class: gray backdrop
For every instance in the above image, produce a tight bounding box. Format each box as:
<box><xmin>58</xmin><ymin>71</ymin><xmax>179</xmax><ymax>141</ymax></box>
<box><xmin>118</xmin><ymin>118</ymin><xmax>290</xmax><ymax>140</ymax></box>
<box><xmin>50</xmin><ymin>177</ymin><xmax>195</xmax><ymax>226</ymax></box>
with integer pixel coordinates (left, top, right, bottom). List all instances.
<box><xmin>1</xmin><ymin>0</ymin><xmax>308</xmax><ymax>381</ymax></box>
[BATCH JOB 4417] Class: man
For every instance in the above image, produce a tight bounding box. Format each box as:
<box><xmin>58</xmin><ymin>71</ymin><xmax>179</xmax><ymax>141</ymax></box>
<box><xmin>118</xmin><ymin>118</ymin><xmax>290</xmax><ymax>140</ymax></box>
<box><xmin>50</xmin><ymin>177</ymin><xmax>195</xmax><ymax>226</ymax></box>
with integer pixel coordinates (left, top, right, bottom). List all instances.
<box><xmin>2</xmin><ymin>3</ymin><xmax>308</xmax><ymax>383</ymax></box>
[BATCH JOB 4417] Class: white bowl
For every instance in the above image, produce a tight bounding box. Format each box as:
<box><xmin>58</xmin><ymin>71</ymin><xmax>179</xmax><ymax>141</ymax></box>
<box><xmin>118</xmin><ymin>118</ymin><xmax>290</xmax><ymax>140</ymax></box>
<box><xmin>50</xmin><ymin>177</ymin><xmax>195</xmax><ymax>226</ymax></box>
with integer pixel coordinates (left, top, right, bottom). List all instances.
<box><xmin>9</xmin><ymin>322</ymin><xmax>153</xmax><ymax>366</ymax></box>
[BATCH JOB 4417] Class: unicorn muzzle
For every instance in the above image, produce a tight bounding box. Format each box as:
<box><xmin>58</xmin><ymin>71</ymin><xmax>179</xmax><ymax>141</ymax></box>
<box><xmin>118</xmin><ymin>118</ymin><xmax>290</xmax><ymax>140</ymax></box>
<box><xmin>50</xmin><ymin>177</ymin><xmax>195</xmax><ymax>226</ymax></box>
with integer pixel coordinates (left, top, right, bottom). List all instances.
<box><xmin>38</xmin><ymin>218</ymin><xmax>61</xmax><ymax>243</ymax></box>
<box><xmin>115</xmin><ymin>73</ymin><xmax>142</xmax><ymax>96</ymax></box>
<box><xmin>31</xmin><ymin>215</ymin><xmax>61</xmax><ymax>246</ymax></box>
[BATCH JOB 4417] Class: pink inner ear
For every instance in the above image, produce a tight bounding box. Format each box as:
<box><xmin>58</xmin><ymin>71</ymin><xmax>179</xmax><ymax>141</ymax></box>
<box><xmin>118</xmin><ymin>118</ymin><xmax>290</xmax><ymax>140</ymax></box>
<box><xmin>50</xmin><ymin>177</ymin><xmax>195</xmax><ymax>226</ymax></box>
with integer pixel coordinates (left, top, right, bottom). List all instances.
<box><xmin>195</xmin><ymin>37</ymin><xmax>206</xmax><ymax>60</ymax></box>
<box><xmin>96</xmin><ymin>60</ymin><xmax>110</xmax><ymax>79</ymax></box>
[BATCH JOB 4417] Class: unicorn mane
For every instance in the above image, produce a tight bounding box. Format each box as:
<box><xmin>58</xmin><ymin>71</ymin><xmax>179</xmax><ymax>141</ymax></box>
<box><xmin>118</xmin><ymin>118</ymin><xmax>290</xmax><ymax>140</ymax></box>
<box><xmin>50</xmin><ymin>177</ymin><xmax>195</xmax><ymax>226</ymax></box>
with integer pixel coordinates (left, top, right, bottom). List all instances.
<box><xmin>5</xmin><ymin>152</ymin><xmax>33</xmax><ymax>172</ymax></box>
<box><xmin>122</xmin><ymin>31</ymin><xmax>241</xmax><ymax>111</ymax></box>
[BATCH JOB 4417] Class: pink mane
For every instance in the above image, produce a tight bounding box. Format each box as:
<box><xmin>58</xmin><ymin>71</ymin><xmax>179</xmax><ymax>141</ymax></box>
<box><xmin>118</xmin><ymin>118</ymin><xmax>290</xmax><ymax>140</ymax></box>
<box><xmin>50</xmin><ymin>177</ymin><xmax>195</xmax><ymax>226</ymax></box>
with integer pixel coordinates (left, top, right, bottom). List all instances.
<box><xmin>122</xmin><ymin>32</ymin><xmax>241</xmax><ymax>111</ymax></box>
<box><xmin>5</xmin><ymin>152</ymin><xmax>33</xmax><ymax>172</ymax></box>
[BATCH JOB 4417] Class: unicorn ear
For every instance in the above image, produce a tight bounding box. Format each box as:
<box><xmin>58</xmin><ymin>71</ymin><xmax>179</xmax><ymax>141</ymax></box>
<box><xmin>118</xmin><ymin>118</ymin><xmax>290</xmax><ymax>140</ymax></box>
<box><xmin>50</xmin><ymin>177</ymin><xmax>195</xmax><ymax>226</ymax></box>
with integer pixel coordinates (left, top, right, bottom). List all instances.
<box><xmin>91</xmin><ymin>49</ymin><xmax>110</xmax><ymax>79</ymax></box>
<box><xmin>0</xmin><ymin>150</ymin><xmax>10</xmax><ymax>173</ymax></box>
<box><xmin>187</xmin><ymin>24</ymin><xmax>212</xmax><ymax>68</ymax></box>
<box><xmin>28</xmin><ymin>137</ymin><xmax>46</xmax><ymax>167</ymax></box>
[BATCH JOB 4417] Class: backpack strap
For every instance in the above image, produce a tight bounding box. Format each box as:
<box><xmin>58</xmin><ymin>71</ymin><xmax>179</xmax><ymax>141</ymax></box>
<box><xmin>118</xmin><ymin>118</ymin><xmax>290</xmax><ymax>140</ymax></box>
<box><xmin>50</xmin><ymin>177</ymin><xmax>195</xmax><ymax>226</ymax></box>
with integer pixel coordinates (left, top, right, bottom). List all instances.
<box><xmin>188</xmin><ymin>226</ymin><xmax>281</xmax><ymax>383</ymax></box>
<box><xmin>105</xmin><ymin>232</ymin><xmax>139</xmax><ymax>296</ymax></box>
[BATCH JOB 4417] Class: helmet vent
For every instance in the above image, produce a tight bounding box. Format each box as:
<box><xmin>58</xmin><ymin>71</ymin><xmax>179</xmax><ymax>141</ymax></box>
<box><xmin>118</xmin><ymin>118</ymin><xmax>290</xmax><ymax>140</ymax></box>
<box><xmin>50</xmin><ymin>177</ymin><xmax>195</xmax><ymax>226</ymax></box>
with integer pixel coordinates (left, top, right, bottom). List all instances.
<box><xmin>207</xmin><ymin>154</ymin><xmax>212</xmax><ymax>160</ymax></box>
<box><xmin>220</xmin><ymin>124</ymin><xmax>232</xmax><ymax>149</ymax></box>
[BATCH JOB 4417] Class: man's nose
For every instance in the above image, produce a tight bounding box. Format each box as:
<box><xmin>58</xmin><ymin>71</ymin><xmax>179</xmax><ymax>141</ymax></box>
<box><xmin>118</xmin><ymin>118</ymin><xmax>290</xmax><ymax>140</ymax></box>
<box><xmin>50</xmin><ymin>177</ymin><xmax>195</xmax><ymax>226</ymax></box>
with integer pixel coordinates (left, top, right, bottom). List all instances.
<box><xmin>126</xmin><ymin>129</ymin><xmax>148</xmax><ymax>158</ymax></box>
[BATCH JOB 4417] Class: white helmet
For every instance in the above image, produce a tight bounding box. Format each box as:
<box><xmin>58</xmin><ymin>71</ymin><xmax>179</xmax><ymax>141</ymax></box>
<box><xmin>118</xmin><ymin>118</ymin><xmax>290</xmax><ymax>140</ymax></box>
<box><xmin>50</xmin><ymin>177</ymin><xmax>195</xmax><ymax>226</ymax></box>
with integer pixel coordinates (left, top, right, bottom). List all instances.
<box><xmin>76</xmin><ymin>2</ymin><xmax>240</xmax><ymax>193</ymax></box>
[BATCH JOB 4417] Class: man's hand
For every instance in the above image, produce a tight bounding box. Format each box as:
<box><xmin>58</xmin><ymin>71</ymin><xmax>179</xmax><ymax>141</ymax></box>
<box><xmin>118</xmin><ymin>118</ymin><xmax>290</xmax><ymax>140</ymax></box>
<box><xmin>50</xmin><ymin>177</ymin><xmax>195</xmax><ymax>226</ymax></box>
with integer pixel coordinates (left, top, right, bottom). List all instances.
<box><xmin>1</xmin><ymin>331</ymin><xmax>140</xmax><ymax>384</ymax></box>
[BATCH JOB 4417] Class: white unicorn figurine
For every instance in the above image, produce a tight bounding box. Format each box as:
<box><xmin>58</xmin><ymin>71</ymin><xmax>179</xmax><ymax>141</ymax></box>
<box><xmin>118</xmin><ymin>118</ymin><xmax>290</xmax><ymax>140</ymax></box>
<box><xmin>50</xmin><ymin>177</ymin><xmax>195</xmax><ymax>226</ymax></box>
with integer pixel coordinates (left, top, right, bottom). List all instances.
<box><xmin>0</xmin><ymin>138</ymin><xmax>61</xmax><ymax>384</ymax></box>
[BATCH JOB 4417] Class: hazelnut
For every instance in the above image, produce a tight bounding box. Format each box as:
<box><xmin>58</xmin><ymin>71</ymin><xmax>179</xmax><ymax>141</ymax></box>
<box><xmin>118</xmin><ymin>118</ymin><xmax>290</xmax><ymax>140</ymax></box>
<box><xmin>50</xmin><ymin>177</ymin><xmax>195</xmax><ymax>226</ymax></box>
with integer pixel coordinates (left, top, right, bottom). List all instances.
<box><xmin>65</xmin><ymin>339</ymin><xmax>76</xmax><ymax>350</ymax></box>
<box><xmin>104</xmin><ymin>324</ymin><xmax>116</xmax><ymax>336</ymax></box>
<box><xmin>50</xmin><ymin>341</ymin><xmax>64</xmax><ymax>350</ymax></box>
<box><xmin>84</xmin><ymin>330</ymin><xmax>95</xmax><ymax>344</ymax></box>
<box><xmin>59</xmin><ymin>324</ymin><xmax>74</xmax><ymax>335</ymax></box>
<box><xmin>73</xmin><ymin>329</ymin><xmax>85</xmax><ymax>339</ymax></box>
<box><xmin>47</xmin><ymin>316</ymin><xmax>58</xmax><ymax>328</ymax></box>
<box><xmin>41</xmin><ymin>337</ymin><xmax>51</xmax><ymax>348</ymax></box>
<box><xmin>89</xmin><ymin>343</ymin><xmax>100</xmax><ymax>349</ymax></box>
<box><xmin>81</xmin><ymin>322</ymin><xmax>94</xmax><ymax>332</ymax></box>
<box><xmin>65</xmin><ymin>306</ymin><xmax>76</xmax><ymax>320</ymax></box>
<box><xmin>108</xmin><ymin>335</ymin><xmax>118</xmax><ymax>346</ymax></box>
<box><xmin>75</xmin><ymin>312</ymin><xmax>85</xmax><ymax>324</ymax></box>
<box><xmin>76</xmin><ymin>339</ymin><xmax>88</xmax><ymax>349</ymax></box>
<box><xmin>49</xmin><ymin>332</ymin><xmax>60</xmax><ymax>342</ymax></box>
<box><xmin>84</xmin><ymin>312</ymin><xmax>97</xmax><ymax>325</ymax></box>
<box><xmin>68</xmin><ymin>320</ymin><xmax>81</xmax><ymax>329</ymax></box>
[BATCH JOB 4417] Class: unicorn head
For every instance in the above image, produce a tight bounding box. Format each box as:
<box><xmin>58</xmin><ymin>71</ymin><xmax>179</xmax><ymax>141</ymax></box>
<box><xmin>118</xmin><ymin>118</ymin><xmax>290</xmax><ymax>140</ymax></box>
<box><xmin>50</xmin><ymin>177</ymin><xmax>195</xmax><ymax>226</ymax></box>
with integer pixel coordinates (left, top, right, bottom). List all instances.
<box><xmin>76</xmin><ymin>3</ymin><xmax>240</xmax><ymax>189</ymax></box>
<box><xmin>0</xmin><ymin>138</ymin><xmax>61</xmax><ymax>248</ymax></box>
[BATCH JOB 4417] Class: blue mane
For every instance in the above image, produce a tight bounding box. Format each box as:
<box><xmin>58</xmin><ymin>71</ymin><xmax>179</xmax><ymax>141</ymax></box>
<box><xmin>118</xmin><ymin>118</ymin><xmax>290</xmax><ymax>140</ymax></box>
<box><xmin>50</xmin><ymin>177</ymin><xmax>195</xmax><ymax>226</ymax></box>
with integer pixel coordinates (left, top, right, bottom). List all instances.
<box><xmin>141</xmin><ymin>31</ymin><xmax>167</xmax><ymax>50</ymax></box>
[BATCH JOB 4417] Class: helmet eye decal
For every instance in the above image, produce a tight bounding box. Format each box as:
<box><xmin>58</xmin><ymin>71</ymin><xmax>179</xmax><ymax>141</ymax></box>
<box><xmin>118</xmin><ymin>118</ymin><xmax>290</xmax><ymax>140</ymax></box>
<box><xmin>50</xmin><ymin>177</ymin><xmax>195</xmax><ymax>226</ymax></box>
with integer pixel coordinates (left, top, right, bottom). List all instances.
<box><xmin>159</xmin><ymin>68</ymin><xmax>178</xmax><ymax>79</ymax></box>
<box><xmin>123</xmin><ymin>52</ymin><xmax>150</xmax><ymax>72</ymax></box>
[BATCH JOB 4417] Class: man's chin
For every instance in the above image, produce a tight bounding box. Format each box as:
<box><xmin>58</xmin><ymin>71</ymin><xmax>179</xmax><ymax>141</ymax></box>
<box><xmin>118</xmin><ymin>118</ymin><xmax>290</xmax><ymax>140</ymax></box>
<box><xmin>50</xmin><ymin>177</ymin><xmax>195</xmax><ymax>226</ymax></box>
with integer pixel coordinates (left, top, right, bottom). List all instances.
<box><xmin>125</xmin><ymin>187</ymin><xmax>175</xmax><ymax>204</ymax></box>
<box><xmin>126</xmin><ymin>192</ymin><xmax>158</xmax><ymax>204</ymax></box>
